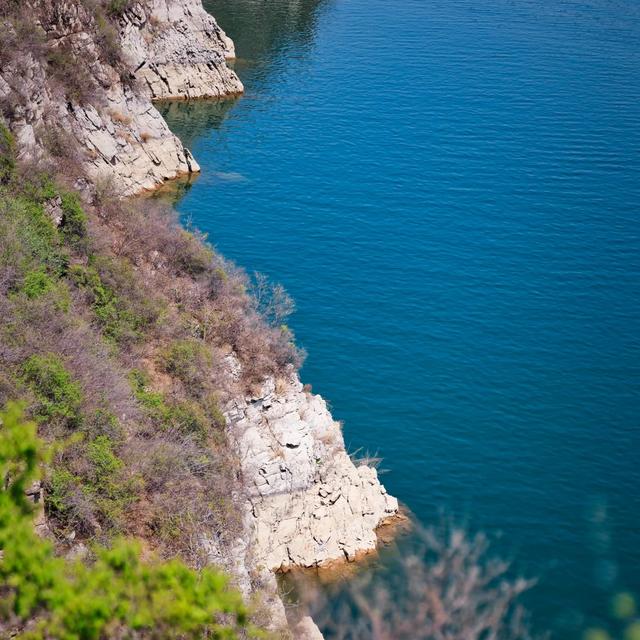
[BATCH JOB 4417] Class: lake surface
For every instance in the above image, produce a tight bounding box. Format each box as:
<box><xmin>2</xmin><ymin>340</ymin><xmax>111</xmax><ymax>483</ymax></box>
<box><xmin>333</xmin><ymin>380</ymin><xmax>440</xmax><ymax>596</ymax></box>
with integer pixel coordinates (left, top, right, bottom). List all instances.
<box><xmin>159</xmin><ymin>0</ymin><xmax>640</xmax><ymax>636</ymax></box>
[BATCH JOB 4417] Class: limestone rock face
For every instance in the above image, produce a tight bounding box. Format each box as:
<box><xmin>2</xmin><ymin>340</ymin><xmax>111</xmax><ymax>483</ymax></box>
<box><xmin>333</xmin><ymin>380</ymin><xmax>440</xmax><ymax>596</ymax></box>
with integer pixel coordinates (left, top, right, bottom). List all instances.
<box><xmin>0</xmin><ymin>49</ymin><xmax>197</xmax><ymax>195</ymax></box>
<box><xmin>120</xmin><ymin>0</ymin><xmax>244</xmax><ymax>100</ymax></box>
<box><xmin>0</xmin><ymin>0</ymin><xmax>240</xmax><ymax>195</ymax></box>
<box><xmin>225</xmin><ymin>374</ymin><xmax>399</xmax><ymax>571</ymax></box>
<box><xmin>75</xmin><ymin>84</ymin><xmax>201</xmax><ymax>193</ymax></box>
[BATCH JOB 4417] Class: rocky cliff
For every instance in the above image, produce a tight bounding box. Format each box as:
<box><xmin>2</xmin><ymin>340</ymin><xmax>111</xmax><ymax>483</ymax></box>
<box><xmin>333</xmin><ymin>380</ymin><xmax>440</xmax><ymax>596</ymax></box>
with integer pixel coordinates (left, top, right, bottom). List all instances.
<box><xmin>1</xmin><ymin>1</ymin><xmax>399</xmax><ymax>636</ymax></box>
<box><xmin>120</xmin><ymin>0</ymin><xmax>243</xmax><ymax>100</ymax></box>
<box><xmin>0</xmin><ymin>0</ymin><xmax>242</xmax><ymax>194</ymax></box>
<box><xmin>226</xmin><ymin>371</ymin><xmax>398</xmax><ymax>571</ymax></box>
<box><xmin>216</xmin><ymin>370</ymin><xmax>398</xmax><ymax>638</ymax></box>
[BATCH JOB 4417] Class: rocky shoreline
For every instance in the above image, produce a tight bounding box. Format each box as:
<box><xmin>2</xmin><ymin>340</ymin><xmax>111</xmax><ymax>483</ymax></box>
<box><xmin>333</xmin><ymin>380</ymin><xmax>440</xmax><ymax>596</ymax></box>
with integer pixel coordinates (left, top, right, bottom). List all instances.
<box><xmin>0</xmin><ymin>1</ymin><xmax>400</xmax><ymax>636</ymax></box>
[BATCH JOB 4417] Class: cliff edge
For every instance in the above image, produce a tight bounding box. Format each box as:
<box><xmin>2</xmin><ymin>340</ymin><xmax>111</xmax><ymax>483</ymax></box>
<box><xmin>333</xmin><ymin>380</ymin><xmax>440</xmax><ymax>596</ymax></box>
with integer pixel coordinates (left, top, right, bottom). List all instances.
<box><xmin>0</xmin><ymin>1</ymin><xmax>399</xmax><ymax>636</ymax></box>
<box><xmin>227</xmin><ymin>371</ymin><xmax>398</xmax><ymax>571</ymax></box>
<box><xmin>0</xmin><ymin>0</ymin><xmax>242</xmax><ymax>194</ymax></box>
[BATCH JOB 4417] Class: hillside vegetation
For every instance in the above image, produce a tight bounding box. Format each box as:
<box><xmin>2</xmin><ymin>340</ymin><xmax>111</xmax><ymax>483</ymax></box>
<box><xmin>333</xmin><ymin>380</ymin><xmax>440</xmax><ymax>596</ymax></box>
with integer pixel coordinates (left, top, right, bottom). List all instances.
<box><xmin>0</xmin><ymin>403</ymin><xmax>253</xmax><ymax>639</ymax></box>
<box><xmin>0</xmin><ymin>114</ymin><xmax>300</xmax><ymax>633</ymax></box>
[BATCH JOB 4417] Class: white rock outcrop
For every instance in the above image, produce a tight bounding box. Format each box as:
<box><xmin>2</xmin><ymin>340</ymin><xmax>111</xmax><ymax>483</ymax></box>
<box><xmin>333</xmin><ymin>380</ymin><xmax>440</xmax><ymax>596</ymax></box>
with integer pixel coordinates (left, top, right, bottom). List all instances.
<box><xmin>120</xmin><ymin>0</ymin><xmax>243</xmax><ymax>100</ymax></box>
<box><xmin>0</xmin><ymin>0</ymin><xmax>241</xmax><ymax>195</ymax></box>
<box><xmin>0</xmin><ymin>50</ymin><xmax>197</xmax><ymax>196</ymax></box>
<box><xmin>293</xmin><ymin>616</ymin><xmax>325</xmax><ymax>640</ymax></box>
<box><xmin>226</xmin><ymin>374</ymin><xmax>399</xmax><ymax>571</ymax></box>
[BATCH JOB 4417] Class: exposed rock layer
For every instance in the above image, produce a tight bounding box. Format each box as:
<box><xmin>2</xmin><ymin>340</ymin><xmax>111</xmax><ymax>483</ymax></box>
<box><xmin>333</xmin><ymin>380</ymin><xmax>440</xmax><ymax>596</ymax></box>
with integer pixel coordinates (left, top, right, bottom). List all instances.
<box><xmin>226</xmin><ymin>373</ymin><xmax>399</xmax><ymax>571</ymax></box>
<box><xmin>0</xmin><ymin>0</ymin><xmax>241</xmax><ymax>195</ymax></box>
<box><xmin>120</xmin><ymin>0</ymin><xmax>243</xmax><ymax>100</ymax></box>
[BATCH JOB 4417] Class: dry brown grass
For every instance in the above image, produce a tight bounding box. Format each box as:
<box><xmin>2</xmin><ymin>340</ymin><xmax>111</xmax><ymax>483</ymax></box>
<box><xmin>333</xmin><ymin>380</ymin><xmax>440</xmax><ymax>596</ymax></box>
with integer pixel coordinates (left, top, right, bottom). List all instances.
<box><xmin>109</xmin><ymin>110</ymin><xmax>132</xmax><ymax>125</ymax></box>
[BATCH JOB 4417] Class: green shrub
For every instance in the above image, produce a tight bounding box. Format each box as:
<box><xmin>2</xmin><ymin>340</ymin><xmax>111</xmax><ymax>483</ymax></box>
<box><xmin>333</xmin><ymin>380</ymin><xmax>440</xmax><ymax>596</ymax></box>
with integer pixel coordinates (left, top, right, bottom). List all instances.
<box><xmin>131</xmin><ymin>373</ymin><xmax>202</xmax><ymax>436</ymax></box>
<box><xmin>137</xmin><ymin>387</ymin><xmax>171</xmax><ymax>422</ymax></box>
<box><xmin>129</xmin><ymin>370</ymin><xmax>225</xmax><ymax>440</ymax></box>
<box><xmin>0</xmin><ymin>403</ymin><xmax>253</xmax><ymax>639</ymax></box>
<box><xmin>47</xmin><ymin>467</ymin><xmax>79</xmax><ymax>519</ymax></box>
<box><xmin>20</xmin><ymin>268</ymin><xmax>55</xmax><ymax>298</ymax></box>
<box><xmin>203</xmin><ymin>392</ymin><xmax>226</xmax><ymax>435</ymax></box>
<box><xmin>169</xmin><ymin>400</ymin><xmax>209</xmax><ymax>442</ymax></box>
<box><xmin>48</xmin><ymin>435</ymin><xmax>138</xmax><ymax>534</ymax></box>
<box><xmin>21</xmin><ymin>353</ymin><xmax>83</xmax><ymax>427</ymax></box>
<box><xmin>85</xmin><ymin>407</ymin><xmax>123</xmax><ymax>441</ymax></box>
<box><xmin>91</xmin><ymin>255</ymin><xmax>165</xmax><ymax>329</ymax></box>
<box><xmin>71</xmin><ymin>265</ymin><xmax>144</xmax><ymax>344</ymax></box>
<box><xmin>87</xmin><ymin>435</ymin><xmax>139</xmax><ymax>529</ymax></box>
<box><xmin>201</xmin><ymin>394</ymin><xmax>227</xmax><ymax>446</ymax></box>
<box><xmin>0</xmin><ymin>122</ymin><xmax>15</xmax><ymax>184</ymax></box>
<box><xmin>59</xmin><ymin>191</ymin><xmax>88</xmax><ymax>247</ymax></box>
<box><xmin>16</xmin><ymin>270</ymin><xmax>70</xmax><ymax>311</ymax></box>
<box><xmin>19</xmin><ymin>173</ymin><xmax>58</xmax><ymax>202</ymax></box>
<box><xmin>0</xmin><ymin>190</ymin><xmax>68</xmax><ymax>284</ymax></box>
<box><xmin>161</xmin><ymin>338</ymin><xmax>212</xmax><ymax>391</ymax></box>
<box><xmin>87</xmin><ymin>435</ymin><xmax>122</xmax><ymax>479</ymax></box>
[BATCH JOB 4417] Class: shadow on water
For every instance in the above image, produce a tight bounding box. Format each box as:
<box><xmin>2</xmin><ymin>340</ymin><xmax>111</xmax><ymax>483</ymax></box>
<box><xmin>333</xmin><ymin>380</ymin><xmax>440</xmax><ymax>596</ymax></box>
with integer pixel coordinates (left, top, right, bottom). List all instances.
<box><xmin>204</xmin><ymin>0</ymin><xmax>329</xmax><ymax>90</ymax></box>
<box><xmin>159</xmin><ymin>0</ymin><xmax>328</xmax><ymax>144</ymax></box>
<box><xmin>156</xmin><ymin>98</ymin><xmax>239</xmax><ymax>150</ymax></box>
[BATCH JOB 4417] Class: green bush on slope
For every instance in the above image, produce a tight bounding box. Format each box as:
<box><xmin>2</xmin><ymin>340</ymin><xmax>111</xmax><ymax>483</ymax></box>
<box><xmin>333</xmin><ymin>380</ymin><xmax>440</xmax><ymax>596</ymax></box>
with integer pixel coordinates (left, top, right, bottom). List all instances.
<box><xmin>0</xmin><ymin>403</ymin><xmax>253</xmax><ymax>639</ymax></box>
<box><xmin>0</xmin><ymin>122</ymin><xmax>16</xmax><ymax>184</ymax></box>
<box><xmin>0</xmin><ymin>121</ymin><xmax>295</xmax><ymax>606</ymax></box>
<box><xmin>21</xmin><ymin>353</ymin><xmax>83</xmax><ymax>428</ymax></box>
<box><xmin>59</xmin><ymin>191</ymin><xmax>88</xmax><ymax>248</ymax></box>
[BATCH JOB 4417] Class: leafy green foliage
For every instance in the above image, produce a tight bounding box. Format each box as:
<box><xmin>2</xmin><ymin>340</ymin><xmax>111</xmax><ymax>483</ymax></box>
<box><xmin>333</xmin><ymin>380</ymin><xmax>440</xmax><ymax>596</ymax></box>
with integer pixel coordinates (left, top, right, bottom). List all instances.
<box><xmin>20</xmin><ymin>268</ymin><xmax>55</xmax><ymax>299</ymax></box>
<box><xmin>71</xmin><ymin>264</ymin><xmax>143</xmax><ymax>344</ymax></box>
<box><xmin>59</xmin><ymin>191</ymin><xmax>88</xmax><ymax>247</ymax></box>
<box><xmin>21</xmin><ymin>354</ymin><xmax>83</xmax><ymax>428</ymax></box>
<box><xmin>85</xmin><ymin>407</ymin><xmax>123</xmax><ymax>441</ymax></box>
<box><xmin>46</xmin><ymin>467</ymin><xmax>79</xmax><ymax>520</ymax></box>
<box><xmin>46</xmin><ymin>430</ymin><xmax>138</xmax><ymax>534</ymax></box>
<box><xmin>0</xmin><ymin>122</ymin><xmax>16</xmax><ymax>184</ymax></box>
<box><xmin>0</xmin><ymin>187</ymin><xmax>69</xmax><ymax>291</ymax></box>
<box><xmin>0</xmin><ymin>403</ymin><xmax>254</xmax><ymax>639</ymax></box>
<box><xmin>129</xmin><ymin>370</ymin><xmax>219</xmax><ymax>442</ymax></box>
<box><xmin>130</xmin><ymin>369</ymin><xmax>173</xmax><ymax>422</ymax></box>
<box><xmin>85</xmin><ymin>435</ymin><xmax>139</xmax><ymax>530</ymax></box>
<box><xmin>87</xmin><ymin>435</ymin><xmax>122</xmax><ymax>478</ymax></box>
<box><xmin>160</xmin><ymin>338</ymin><xmax>212</xmax><ymax>391</ymax></box>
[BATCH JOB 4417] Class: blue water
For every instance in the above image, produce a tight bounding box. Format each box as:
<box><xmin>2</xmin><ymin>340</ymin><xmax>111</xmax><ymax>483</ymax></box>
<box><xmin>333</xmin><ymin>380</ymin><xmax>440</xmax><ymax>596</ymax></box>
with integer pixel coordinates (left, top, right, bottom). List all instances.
<box><xmin>159</xmin><ymin>0</ymin><xmax>640</xmax><ymax>635</ymax></box>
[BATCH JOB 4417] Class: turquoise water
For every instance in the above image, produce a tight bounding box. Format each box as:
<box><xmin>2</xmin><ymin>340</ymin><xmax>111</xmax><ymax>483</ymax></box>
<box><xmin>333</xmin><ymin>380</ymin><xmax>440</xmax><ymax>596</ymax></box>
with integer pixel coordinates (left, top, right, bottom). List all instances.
<box><xmin>159</xmin><ymin>0</ymin><xmax>640</xmax><ymax>635</ymax></box>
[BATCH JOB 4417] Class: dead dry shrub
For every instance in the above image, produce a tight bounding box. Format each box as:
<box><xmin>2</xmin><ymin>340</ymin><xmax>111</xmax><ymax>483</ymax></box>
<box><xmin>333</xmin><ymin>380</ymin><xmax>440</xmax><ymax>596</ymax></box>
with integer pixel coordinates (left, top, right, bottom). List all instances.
<box><xmin>301</xmin><ymin>522</ymin><xmax>542</xmax><ymax>640</ymax></box>
<box><xmin>47</xmin><ymin>42</ymin><xmax>96</xmax><ymax>104</ymax></box>
<box><xmin>126</xmin><ymin>427</ymin><xmax>242</xmax><ymax>565</ymax></box>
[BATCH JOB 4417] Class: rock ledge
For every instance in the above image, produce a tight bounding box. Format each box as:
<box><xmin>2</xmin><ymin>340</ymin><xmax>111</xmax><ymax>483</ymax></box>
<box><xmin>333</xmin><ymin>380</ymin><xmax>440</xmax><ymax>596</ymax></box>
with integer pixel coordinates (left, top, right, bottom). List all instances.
<box><xmin>226</xmin><ymin>373</ymin><xmax>399</xmax><ymax>572</ymax></box>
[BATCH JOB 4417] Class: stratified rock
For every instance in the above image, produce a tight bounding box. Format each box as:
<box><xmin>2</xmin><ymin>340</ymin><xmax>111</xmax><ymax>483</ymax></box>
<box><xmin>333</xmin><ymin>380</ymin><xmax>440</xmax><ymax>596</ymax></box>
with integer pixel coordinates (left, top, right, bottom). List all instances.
<box><xmin>0</xmin><ymin>0</ymin><xmax>241</xmax><ymax>195</ymax></box>
<box><xmin>226</xmin><ymin>373</ymin><xmax>399</xmax><ymax>571</ymax></box>
<box><xmin>44</xmin><ymin>196</ymin><xmax>64</xmax><ymax>227</ymax></box>
<box><xmin>121</xmin><ymin>0</ymin><xmax>244</xmax><ymax>100</ymax></box>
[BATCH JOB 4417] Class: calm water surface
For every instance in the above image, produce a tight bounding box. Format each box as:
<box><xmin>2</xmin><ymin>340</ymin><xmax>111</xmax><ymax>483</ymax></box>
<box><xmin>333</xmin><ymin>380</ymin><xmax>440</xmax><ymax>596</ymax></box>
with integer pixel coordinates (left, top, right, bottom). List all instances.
<box><xmin>159</xmin><ymin>0</ymin><xmax>640</xmax><ymax>635</ymax></box>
